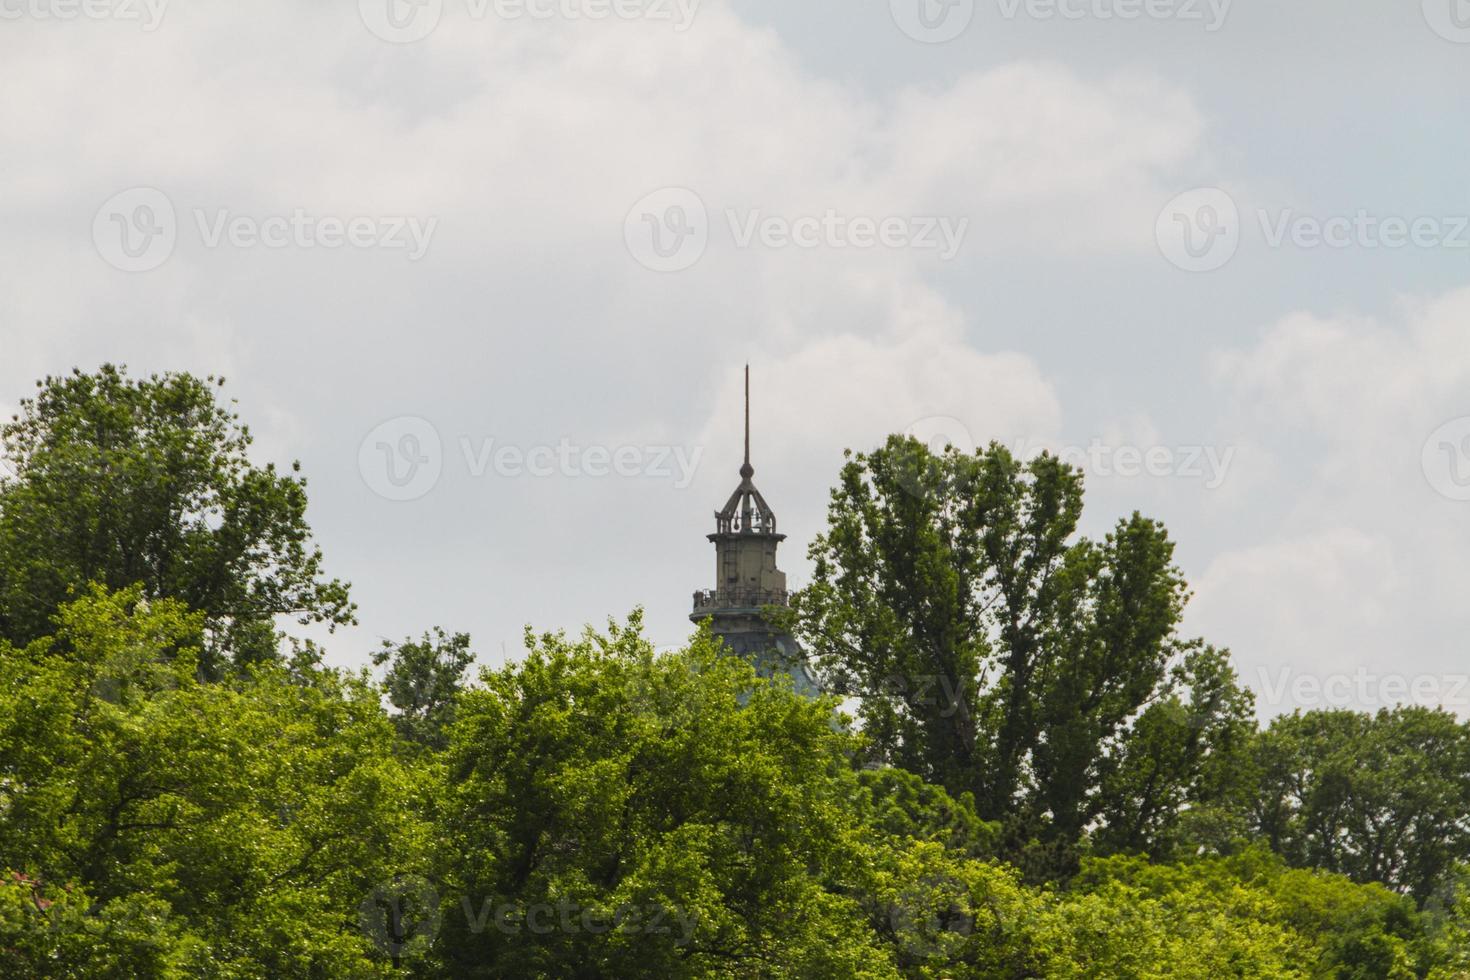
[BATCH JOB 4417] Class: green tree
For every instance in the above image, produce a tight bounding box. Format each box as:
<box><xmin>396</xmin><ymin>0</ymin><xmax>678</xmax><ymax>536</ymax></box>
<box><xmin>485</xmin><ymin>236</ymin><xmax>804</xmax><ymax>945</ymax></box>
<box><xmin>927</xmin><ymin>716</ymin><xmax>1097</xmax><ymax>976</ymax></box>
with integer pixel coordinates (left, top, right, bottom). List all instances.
<box><xmin>1052</xmin><ymin>850</ymin><xmax>1453</xmax><ymax>980</ymax></box>
<box><xmin>1250</xmin><ymin>707</ymin><xmax>1470</xmax><ymax>906</ymax></box>
<box><xmin>0</xmin><ymin>365</ymin><xmax>353</xmax><ymax>671</ymax></box>
<box><xmin>0</xmin><ymin>874</ymin><xmax>197</xmax><ymax>979</ymax></box>
<box><xmin>852</xmin><ymin>767</ymin><xmax>998</xmax><ymax>860</ymax></box>
<box><xmin>429</xmin><ymin>615</ymin><xmax>897</xmax><ymax>978</ymax></box>
<box><xmin>0</xmin><ymin>586</ymin><xmax>424</xmax><ymax>977</ymax></box>
<box><xmin>865</xmin><ymin>841</ymin><xmax>1046</xmax><ymax>978</ymax></box>
<box><xmin>3</xmin><ymin>588</ymin><xmax>1464</xmax><ymax>978</ymax></box>
<box><xmin>1091</xmin><ymin>643</ymin><xmax>1257</xmax><ymax>859</ymax></box>
<box><xmin>787</xmin><ymin>436</ymin><xmax>1248</xmax><ymax>873</ymax></box>
<box><xmin>863</xmin><ymin>842</ymin><xmax>1468</xmax><ymax>978</ymax></box>
<box><xmin>373</xmin><ymin>628</ymin><xmax>476</xmax><ymax>751</ymax></box>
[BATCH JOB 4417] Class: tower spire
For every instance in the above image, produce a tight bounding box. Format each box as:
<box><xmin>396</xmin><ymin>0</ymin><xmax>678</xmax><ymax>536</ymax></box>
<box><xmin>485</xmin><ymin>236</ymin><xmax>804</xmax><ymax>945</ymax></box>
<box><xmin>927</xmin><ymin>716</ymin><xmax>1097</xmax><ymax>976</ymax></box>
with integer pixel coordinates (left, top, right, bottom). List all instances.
<box><xmin>690</xmin><ymin>365</ymin><xmax>819</xmax><ymax>698</ymax></box>
<box><xmin>741</xmin><ymin>364</ymin><xmax>752</xmax><ymax>478</ymax></box>
<box><xmin>712</xmin><ymin>365</ymin><xmax>776</xmax><ymax>536</ymax></box>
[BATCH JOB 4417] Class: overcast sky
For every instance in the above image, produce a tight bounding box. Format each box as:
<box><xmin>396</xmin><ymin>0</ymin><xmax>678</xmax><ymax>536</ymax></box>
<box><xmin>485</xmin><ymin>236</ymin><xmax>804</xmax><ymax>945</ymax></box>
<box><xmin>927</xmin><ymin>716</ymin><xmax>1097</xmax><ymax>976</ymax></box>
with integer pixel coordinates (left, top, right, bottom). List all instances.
<box><xmin>3</xmin><ymin>0</ymin><xmax>1469</xmax><ymax>717</ymax></box>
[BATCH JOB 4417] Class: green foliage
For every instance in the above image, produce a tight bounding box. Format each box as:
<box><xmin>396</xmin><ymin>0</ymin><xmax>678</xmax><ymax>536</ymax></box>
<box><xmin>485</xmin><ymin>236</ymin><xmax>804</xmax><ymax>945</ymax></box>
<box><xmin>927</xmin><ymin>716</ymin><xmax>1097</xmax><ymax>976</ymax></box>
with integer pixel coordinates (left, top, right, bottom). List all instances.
<box><xmin>1065</xmin><ymin>850</ymin><xmax>1458</xmax><ymax>980</ymax></box>
<box><xmin>0</xmin><ymin>372</ymin><xmax>1467</xmax><ymax>978</ymax></box>
<box><xmin>853</xmin><ymin>767</ymin><xmax>998</xmax><ymax>860</ymax></box>
<box><xmin>864</xmin><ymin>836</ymin><xmax>1470</xmax><ymax>978</ymax></box>
<box><xmin>372</xmin><ymin>628</ymin><xmax>476</xmax><ymax>752</ymax></box>
<box><xmin>427</xmin><ymin>616</ymin><xmax>895</xmax><ymax>978</ymax></box>
<box><xmin>0</xmin><ymin>874</ymin><xmax>198</xmax><ymax>978</ymax></box>
<box><xmin>787</xmin><ymin>435</ymin><xmax>1256</xmax><ymax>874</ymax></box>
<box><xmin>0</xmin><ymin>365</ymin><xmax>353</xmax><ymax>671</ymax></box>
<box><xmin>402</xmin><ymin>613</ymin><xmax>1468</xmax><ymax>979</ymax></box>
<box><xmin>866</xmin><ymin>841</ymin><xmax>1045</xmax><ymax>978</ymax></box>
<box><xmin>1249</xmin><ymin>707</ymin><xmax>1470</xmax><ymax>905</ymax></box>
<box><xmin>2</xmin><ymin>590</ymin><xmax>1466</xmax><ymax>979</ymax></box>
<box><xmin>0</xmin><ymin>587</ymin><xmax>423</xmax><ymax>977</ymax></box>
<box><xmin>1092</xmin><ymin>642</ymin><xmax>1258</xmax><ymax>859</ymax></box>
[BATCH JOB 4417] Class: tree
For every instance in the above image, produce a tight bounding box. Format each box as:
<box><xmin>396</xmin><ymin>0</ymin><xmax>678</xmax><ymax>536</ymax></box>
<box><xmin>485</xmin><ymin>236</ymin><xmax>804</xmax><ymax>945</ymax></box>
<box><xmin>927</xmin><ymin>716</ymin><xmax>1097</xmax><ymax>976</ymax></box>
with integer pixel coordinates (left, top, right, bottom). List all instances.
<box><xmin>0</xmin><ymin>365</ymin><xmax>353</xmax><ymax>671</ymax></box>
<box><xmin>373</xmin><ymin>628</ymin><xmax>476</xmax><ymax>751</ymax></box>
<box><xmin>852</xmin><ymin>767</ymin><xmax>998</xmax><ymax>861</ymax></box>
<box><xmin>0</xmin><ymin>586</ymin><xmax>424</xmax><ymax>977</ymax></box>
<box><xmin>1052</xmin><ymin>849</ymin><xmax>1454</xmax><ymax>980</ymax></box>
<box><xmin>863</xmin><ymin>840</ymin><xmax>1467</xmax><ymax>979</ymax></box>
<box><xmin>786</xmin><ymin>435</ymin><xmax>1251</xmax><ymax>874</ymax></box>
<box><xmin>1091</xmin><ymin>643</ymin><xmax>1257</xmax><ymax>859</ymax></box>
<box><xmin>2</xmin><ymin>590</ymin><xmax>1464</xmax><ymax>978</ymax></box>
<box><xmin>429</xmin><ymin>616</ymin><xmax>896</xmax><ymax>978</ymax></box>
<box><xmin>1249</xmin><ymin>707</ymin><xmax>1470</xmax><ymax>906</ymax></box>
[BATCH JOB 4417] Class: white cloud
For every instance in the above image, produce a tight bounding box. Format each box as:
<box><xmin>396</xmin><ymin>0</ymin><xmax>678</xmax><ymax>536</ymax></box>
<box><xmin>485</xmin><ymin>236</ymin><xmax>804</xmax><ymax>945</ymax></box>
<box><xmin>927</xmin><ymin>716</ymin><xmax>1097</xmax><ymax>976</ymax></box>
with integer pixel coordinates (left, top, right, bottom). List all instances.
<box><xmin>1191</xmin><ymin>527</ymin><xmax>1400</xmax><ymax>661</ymax></box>
<box><xmin>0</xmin><ymin>3</ymin><xmax>1278</xmax><ymax>672</ymax></box>
<box><xmin>880</xmin><ymin>65</ymin><xmax>1205</xmax><ymax>253</ymax></box>
<box><xmin>694</xmin><ymin>283</ymin><xmax>1062</xmax><ymax>472</ymax></box>
<box><xmin>1190</xmin><ymin>289</ymin><xmax>1470</xmax><ymax>714</ymax></box>
<box><xmin>1211</xmin><ymin>290</ymin><xmax>1470</xmax><ymax>509</ymax></box>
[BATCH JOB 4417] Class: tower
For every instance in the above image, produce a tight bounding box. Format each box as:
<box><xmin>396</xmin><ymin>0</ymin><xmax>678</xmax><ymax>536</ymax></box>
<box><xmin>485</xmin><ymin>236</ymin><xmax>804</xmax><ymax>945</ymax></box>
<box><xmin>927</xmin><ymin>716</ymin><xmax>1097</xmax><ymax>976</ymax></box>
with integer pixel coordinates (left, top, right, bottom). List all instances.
<box><xmin>690</xmin><ymin>367</ymin><xmax>820</xmax><ymax>696</ymax></box>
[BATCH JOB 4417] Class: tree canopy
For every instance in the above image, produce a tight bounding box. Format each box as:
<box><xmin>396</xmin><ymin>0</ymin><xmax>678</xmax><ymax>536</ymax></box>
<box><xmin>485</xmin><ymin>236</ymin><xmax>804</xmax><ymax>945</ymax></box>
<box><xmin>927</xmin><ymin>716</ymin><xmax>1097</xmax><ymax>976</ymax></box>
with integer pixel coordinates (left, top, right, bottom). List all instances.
<box><xmin>784</xmin><ymin>436</ymin><xmax>1258</xmax><ymax>876</ymax></box>
<box><xmin>1</xmin><ymin>369</ymin><xmax>1467</xmax><ymax>978</ymax></box>
<box><xmin>0</xmin><ymin>365</ymin><xmax>353</xmax><ymax>672</ymax></box>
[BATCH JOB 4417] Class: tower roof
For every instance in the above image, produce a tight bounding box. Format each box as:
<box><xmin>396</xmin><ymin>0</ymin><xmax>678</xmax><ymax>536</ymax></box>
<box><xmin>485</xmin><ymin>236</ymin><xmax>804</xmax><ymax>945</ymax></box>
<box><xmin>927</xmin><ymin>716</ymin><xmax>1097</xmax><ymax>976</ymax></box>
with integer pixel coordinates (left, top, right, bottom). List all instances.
<box><xmin>714</xmin><ymin>365</ymin><xmax>779</xmax><ymax>536</ymax></box>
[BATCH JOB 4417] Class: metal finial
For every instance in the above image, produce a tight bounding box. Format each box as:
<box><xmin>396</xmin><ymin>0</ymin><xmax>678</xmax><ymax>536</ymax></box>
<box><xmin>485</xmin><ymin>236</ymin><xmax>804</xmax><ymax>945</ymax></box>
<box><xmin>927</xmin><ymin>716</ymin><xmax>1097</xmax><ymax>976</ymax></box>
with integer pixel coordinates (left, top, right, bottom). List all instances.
<box><xmin>741</xmin><ymin>364</ymin><xmax>754</xmax><ymax>479</ymax></box>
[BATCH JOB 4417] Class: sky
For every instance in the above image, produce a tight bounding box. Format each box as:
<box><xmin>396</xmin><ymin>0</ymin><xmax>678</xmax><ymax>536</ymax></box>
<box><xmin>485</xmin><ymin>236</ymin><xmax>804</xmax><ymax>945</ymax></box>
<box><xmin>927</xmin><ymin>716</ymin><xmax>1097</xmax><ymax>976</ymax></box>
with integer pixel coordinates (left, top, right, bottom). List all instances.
<box><xmin>2</xmin><ymin>0</ymin><xmax>1469</xmax><ymax>718</ymax></box>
